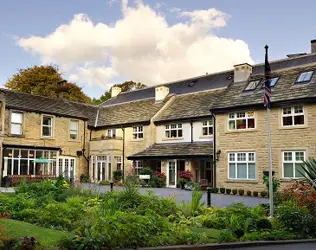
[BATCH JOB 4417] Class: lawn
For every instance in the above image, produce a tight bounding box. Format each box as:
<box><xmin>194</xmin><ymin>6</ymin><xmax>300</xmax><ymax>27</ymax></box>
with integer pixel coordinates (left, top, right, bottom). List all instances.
<box><xmin>0</xmin><ymin>219</ymin><xmax>69</xmax><ymax>246</ymax></box>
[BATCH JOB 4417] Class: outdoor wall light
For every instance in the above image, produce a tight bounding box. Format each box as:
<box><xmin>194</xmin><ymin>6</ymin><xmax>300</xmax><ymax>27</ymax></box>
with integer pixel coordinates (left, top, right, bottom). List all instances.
<box><xmin>215</xmin><ymin>150</ymin><xmax>221</xmax><ymax>161</ymax></box>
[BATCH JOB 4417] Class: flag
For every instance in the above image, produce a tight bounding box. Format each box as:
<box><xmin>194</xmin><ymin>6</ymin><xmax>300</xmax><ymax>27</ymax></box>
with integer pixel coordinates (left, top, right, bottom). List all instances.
<box><xmin>264</xmin><ymin>45</ymin><xmax>272</xmax><ymax>109</ymax></box>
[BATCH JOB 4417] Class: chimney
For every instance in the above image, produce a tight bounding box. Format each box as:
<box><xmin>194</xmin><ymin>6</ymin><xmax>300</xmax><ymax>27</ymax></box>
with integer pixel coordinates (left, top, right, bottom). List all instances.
<box><xmin>311</xmin><ymin>40</ymin><xmax>316</xmax><ymax>53</ymax></box>
<box><xmin>234</xmin><ymin>63</ymin><xmax>252</xmax><ymax>83</ymax></box>
<box><xmin>111</xmin><ymin>86</ymin><xmax>121</xmax><ymax>98</ymax></box>
<box><xmin>155</xmin><ymin>85</ymin><xmax>169</xmax><ymax>102</ymax></box>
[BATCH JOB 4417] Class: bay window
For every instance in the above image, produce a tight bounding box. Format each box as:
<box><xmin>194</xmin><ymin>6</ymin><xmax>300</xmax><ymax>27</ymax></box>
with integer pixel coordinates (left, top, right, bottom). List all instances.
<box><xmin>228</xmin><ymin>152</ymin><xmax>256</xmax><ymax>180</ymax></box>
<box><xmin>228</xmin><ymin>111</ymin><xmax>255</xmax><ymax>130</ymax></box>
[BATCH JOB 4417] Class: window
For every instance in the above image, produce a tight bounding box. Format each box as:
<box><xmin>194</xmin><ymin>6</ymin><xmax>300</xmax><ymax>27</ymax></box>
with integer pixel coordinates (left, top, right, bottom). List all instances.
<box><xmin>114</xmin><ymin>156</ymin><xmax>122</xmax><ymax>170</ymax></box>
<box><xmin>42</xmin><ymin>116</ymin><xmax>53</xmax><ymax>137</ymax></box>
<box><xmin>165</xmin><ymin>124</ymin><xmax>183</xmax><ymax>138</ymax></box>
<box><xmin>107</xmin><ymin>129</ymin><xmax>116</xmax><ymax>138</ymax></box>
<box><xmin>135</xmin><ymin>161</ymin><xmax>143</xmax><ymax>176</ymax></box>
<box><xmin>261</xmin><ymin>77</ymin><xmax>280</xmax><ymax>88</ymax></box>
<box><xmin>244</xmin><ymin>80</ymin><xmax>260</xmax><ymax>91</ymax></box>
<box><xmin>283</xmin><ymin>151</ymin><xmax>305</xmax><ymax>178</ymax></box>
<box><xmin>202</xmin><ymin>121</ymin><xmax>213</xmax><ymax>136</ymax></box>
<box><xmin>282</xmin><ymin>106</ymin><xmax>304</xmax><ymax>126</ymax></box>
<box><xmin>228</xmin><ymin>152</ymin><xmax>256</xmax><ymax>180</ymax></box>
<box><xmin>295</xmin><ymin>71</ymin><xmax>314</xmax><ymax>84</ymax></box>
<box><xmin>10</xmin><ymin>112</ymin><xmax>23</xmax><ymax>135</ymax></box>
<box><xmin>133</xmin><ymin>126</ymin><xmax>144</xmax><ymax>139</ymax></box>
<box><xmin>228</xmin><ymin>111</ymin><xmax>255</xmax><ymax>130</ymax></box>
<box><xmin>69</xmin><ymin>120</ymin><xmax>79</xmax><ymax>140</ymax></box>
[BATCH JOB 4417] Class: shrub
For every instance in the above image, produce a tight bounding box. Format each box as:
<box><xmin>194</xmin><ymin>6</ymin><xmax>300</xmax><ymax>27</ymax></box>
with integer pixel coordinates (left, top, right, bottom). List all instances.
<box><xmin>232</xmin><ymin>189</ymin><xmax>237</xmax><ymax>195</ymax></box>
<box><xmin>299</xmin><ymin>158</ymin><xmax>316</xmax><ymax>190</ymax></box>
<box><xmin>113</xmin><ymin>170</ymin><xmax>123</xmax><ymax>181</ymax></box>
<box><xmin>253</xmin><ymin>191</ymin><xmax>259</xmax><ymax>197</ymax></box>
<box><xmin>263</xmin><ymin>175</ymin><xmax>280</xmax><ymax>193</ymax></box>
<box><xmin>226</xmin><ymin>189</ymin><xmax>231</xmax><ymax>195</ymax></box>
<box><xmin>247</xmin><ymin>191</ymin><xmax>252</xmax><ymax>196</ymax></box>
<box><xmin>211</xmin><ymin>188</ymin><xmax>219</xmax><ymax>193</ymax></box>
<box><xmin>238</xmin><ymin>189</ymin><xmax>244</xmax><ymax>196</ymax></box>
<box><xmin>150</xmin><ymin>172</ymin><xmax>166</xmax><ymax>188</ymax></box>
<box><xmin>139</xmin><ymin>167</ymin><xmax>153</xmax><ymax>176</ymax></box>
<box><xmin>178</xmin><ymin>170</ymin><xmax>193</xmax><ymax>182</ymax></box>
<box><xmin>99</xmin><ymin>180</ymin><xmax>110</xmax><ymax>185</ymax></box>
<box><xmin>256</xmin><ymin>218</ymin><xmax>272</xmax><ymax>230</ymax></box>
<box><xmin>261</xmin><ymin>191</ymin><xmax>268</xmax><ymax>197</ymax></box>
<box><xmin>218</xmin><ymin>231</ymin><xmax>236</xmax><ymax>243</ymax></box>
<box><xmin>203</xmin><ymin>217</ymin><xmax>226</xmax><ymax>229</ymax></box>
<box><xmin>220</xmin><ymin>188</ymin><xmax>225</xmax><ymax>194</ymax></box>
<box><xmin>80</xmin><ymin>174</ymin><xmax>90</xmax><ymax>183</ymax></box>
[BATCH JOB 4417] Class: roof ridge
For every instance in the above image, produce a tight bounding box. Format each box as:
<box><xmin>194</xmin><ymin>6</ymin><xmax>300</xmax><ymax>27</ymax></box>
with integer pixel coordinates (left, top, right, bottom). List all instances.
<box><xmin>99</xmin><ymin>97</ymin><xmax>155</xmax><ymax>109</ymax></box>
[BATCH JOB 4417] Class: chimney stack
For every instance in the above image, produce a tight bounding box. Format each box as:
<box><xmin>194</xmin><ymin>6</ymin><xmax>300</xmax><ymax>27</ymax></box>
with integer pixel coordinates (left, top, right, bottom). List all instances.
<box><xmin>311</xmin><ymin>40</ymin><xmax>316</xmax><ymax>53</ymax></box>
<box><xmin>155</xmin><ymin>86</ymin><xmax>169</xmax><ymax>102</ymax></box>
<box><xmin>111</xmin><ymin>86</ymin><xmax>122</xmax><ymax>98</ymax></box>
<box><xmin>234</xmin><ymin>63</ymin><xmax>252</xmax><ymax>83</ymax></box>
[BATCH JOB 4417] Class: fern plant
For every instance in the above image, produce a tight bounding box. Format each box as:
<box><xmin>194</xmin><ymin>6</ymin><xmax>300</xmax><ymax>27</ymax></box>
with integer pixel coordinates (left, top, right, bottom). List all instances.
<box><xmin>299</xmin><ymin>158</ymin><xmax>316</xmax><ymax>189</ymax></box>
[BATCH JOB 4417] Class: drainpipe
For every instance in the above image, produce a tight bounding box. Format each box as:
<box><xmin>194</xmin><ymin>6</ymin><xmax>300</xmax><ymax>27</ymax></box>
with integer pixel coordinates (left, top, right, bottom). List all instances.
<box><xmin>82</xmin><ymin>121</ymin><xmax>90</xmax><ymax>175</ymax></box>
<box><xmin>190</xmin><ymin>120</ymin><xmax>193</xmax><ymax>143</ymax></box>
<box><xmin>121</xmin><ymin>127</ymin><xmax>125</xmax><ymax>180</ymax></box>
<box><xmin>211</xmin><ymin>113</ymin><xmax>216</xmax><ymax>188</ymax></box>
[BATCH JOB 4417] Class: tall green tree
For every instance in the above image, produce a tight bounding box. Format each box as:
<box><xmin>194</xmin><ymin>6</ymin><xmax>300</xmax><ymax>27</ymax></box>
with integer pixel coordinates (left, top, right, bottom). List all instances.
<box><xmin>5</xmin><ymin>65</ymin><xmax>92</xmax><ymax>103</ymax></box>
<box><xmin>93</xmin><ymin>81</ymin><xmax>146</xmax><ymax>105</ymax></box>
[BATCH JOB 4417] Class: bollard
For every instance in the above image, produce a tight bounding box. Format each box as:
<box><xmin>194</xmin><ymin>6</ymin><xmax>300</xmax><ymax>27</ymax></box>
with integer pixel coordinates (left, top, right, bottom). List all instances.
<box><xmin>207</xmin><ymin>187</ymin><xmax>212</xmax><ymax>207</ymax></box>
<box><xmin>110</xmin><ymin>181</ymin><xmax>114</xmax><ymax>191</ymax></box>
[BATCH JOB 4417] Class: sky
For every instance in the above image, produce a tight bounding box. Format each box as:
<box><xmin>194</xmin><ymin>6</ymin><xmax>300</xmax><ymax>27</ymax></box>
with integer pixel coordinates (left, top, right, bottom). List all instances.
<box><xmin>0</xmin><ymin>0</ymin><xmax>315</xmax><ymax>99</ymax></box>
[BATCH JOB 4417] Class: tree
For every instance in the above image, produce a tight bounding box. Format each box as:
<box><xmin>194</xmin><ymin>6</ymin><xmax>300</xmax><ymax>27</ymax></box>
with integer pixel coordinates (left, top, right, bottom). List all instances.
<box><xmin>93</xmin><ymin>81</ymin><xmax>146</xmax><ymax>105</ymax></box>
<box><xmin>5</xmin><ymin>65</ymin><xmax>92</xmax><ymax>103</ymax></box>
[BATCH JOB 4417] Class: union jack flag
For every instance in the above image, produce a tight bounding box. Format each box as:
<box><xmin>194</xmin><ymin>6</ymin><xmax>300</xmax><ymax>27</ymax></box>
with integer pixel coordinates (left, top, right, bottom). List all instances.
<box><xmin>264</xmin><ymin>45</ymin><xmax>271</xmax><ymax>109</ymax></box>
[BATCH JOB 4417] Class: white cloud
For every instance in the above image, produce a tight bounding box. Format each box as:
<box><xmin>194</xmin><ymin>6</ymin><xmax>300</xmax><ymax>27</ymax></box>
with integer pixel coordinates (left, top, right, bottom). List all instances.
<box><xmin>17</xmin><ymin>0</ymin><xmax>253</xmax><ymax>92</ymax></box>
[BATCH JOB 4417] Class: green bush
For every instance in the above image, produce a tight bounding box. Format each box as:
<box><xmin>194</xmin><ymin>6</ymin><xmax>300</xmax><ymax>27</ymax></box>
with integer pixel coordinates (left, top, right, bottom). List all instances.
<box><xmin>99</xmin><ymin>180</ymin><xmax>110</xmax><ymax>185</ymax></box>
<box><xmin>220</xmin><ymin>188</ymin><xmax>225</xmax><ymax>194</ymax></box>
<box><xmin>150</xmin><ymin>174</ymin><xmax>165</xmax><ymax>188</ymax></box>
<box><xmin>226</xmin><ymin>188</ymin><xmax>231</xmax><ymax>194</ymax></box>
<box><xmin>211</xmin><ymin>187</ymin><xmax>219</xmax><ymax>193</ymax></box>
<box><xmin>218</xmin><ymin>231</ymin><xmax>236</xmax><ymax>243</ymax></box>
<box><xmin>238</xmin><ymin>189</ymin><xmax>244</xmax><ymax>195</ymax></box>
<box><xmin>247</xmin><ymin>191</ymin><xmax>252</xmax><ymax>196</ymax></box>
<box><xmin>139</xmin><ymin>167</ymin><xmax>153</xmax><ymax>176</ymax></box>
<box><xmin>80</xmin><ymin>174</ymin><xmax>90</xmax><ymax>183</ymax></box>
<box><xmin>232</xmin><ymin>189</ymin><xmax>237</xmax><ymax>195</ymax></box>
<box><xmin>261</xmin><ymin>191</ymin><xmax>268</xmax><ymax>197</ymax></box>
<box><xmin>256</xmin><ymin>218</ymin><xmax>272</xmax><ymax>230</ymax></box>
<box><xmin>263</xmin><ymin>175</ymin><xmax>280</xmax><ymax>193</ymax></box>
<box><xmin>253</xmin><ymin>191</ymin><xmax>259</xmax><ymax>197</ymax></box>
<box><xmin>241</xmin><ymin>230</ymin><xmax>297</xmax><ymax>241</ymax></box>
<box><xmin>113</xmin><ymin>170</ymin><xmax>123</xmax><ymax>181</ymax></box>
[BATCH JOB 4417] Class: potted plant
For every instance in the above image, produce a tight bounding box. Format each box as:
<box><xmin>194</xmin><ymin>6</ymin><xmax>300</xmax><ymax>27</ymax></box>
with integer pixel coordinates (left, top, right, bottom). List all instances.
<box><xmin>253</xmin><ymin>191</ymin><xmax>259</xmax><ymax>197</ymax></box>
<box><xmin>238</xmin><ymin>189</ymin><xmax>244</xmax><ymax>195</ymax></box>
<box><xmin>226</xmin><ymin>188</ymin><xmax>232</xmax><ymax>194</ymax></box>
<box><xmin>232</xmin><ymin>189</ymin><xmax>237</xmax><ymax>195</ymax></box>
<box><xmin>178</xmin><ymin>178</ymin><xmax>186</xmax><ymax>189</ymax></box>
<box><xmin>178</xmin><ymin>170</ymin><xmax>193</xmax><ymax>190</ymax></box>
<box><xmin>247</xmin><ymin>190</ymin><xmax>252</xmax><ymax>196</ymax></box>
<box><xmin>220</xmin><ymin>187</ymin><xmax>225</xmax><ymax>194</ymax></box>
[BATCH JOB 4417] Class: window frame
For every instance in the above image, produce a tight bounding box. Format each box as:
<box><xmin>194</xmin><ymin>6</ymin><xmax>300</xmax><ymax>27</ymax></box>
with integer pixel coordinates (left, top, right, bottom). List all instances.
<box><xmin>282</xmin><ymin>151</ymin><xmax>306</xmax><ymax>179</ymax></box>
<box><xmin>132</xmin><ymin>126</ymin><xmax>144</xmax><ymax>140</ymax></box>
<box><xmin>10</xmin><ymin>111</ymin><xmax>23</xmax><ymax>136</ymax></box>
<box><xmin>69</xmin><ymin>119</ymin><xmax>79</xmax><ymax>140</ymax></box>
<box><xmin>228</xmin><ymin>111</ymin><xmax>255</xmax><ymax>131</ymax></box>
<box><xmin>165</xmin><ymin>123</ymin><xmax>183</xmax><ymax>138</ymax></box>
<box><xmin>202</xmin><ymin>120</ymin><xmax>213</xmax><ymax>136</ymax></box>
<box><xmin>281</xmin><ymin>106</ymin><xmax>305</xmax><ymax>127</ymax></box>
<box><xmin>228</xmin><ymin>152</ymin><xmax>256</xmax><ymax>180</ymax></box>
<box><xmin>41</xmin><ymin>115</ymin><xmax>54</xmax><ymax>138</ymax></box>
<box><xmin>135</xmin><ymin>160</ymin><xmax>143</xmax><ymax>176</ymax></box>
<box><xmin>107</xmin><ymin>129</ymin><xmax>116</xmax><ymax>139</ymax></box>
<box><xmin>114</xmin><ymin>155</ymin><xmax>122</xmax><ymax>170</ymax></box>
<box><xmin>260</xmin><ymin>77</ymin><xmax>280</xmax><ymax>88</ymax></box>
<box><xmin>295</xmin><ymin>70</ymin><xmax>314</xmax><ymax>84</ymax></box>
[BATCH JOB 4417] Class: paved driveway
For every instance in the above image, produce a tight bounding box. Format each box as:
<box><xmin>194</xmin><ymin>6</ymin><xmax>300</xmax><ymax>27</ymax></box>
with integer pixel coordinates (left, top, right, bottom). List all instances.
<box><xmin>81</xmin><ymin>184</ymin><xmax>268</xmax><ymax>207</ymax></box>
<box><xmin>233</xmin><ymin>242</ymin><xmax>316</xmax><ymax>250</ymax></box>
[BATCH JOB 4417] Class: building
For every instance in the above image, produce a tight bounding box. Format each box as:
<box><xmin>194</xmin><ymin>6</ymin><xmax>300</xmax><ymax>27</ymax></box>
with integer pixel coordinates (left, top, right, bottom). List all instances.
<box><xmin>2</xmin><ymin>40</ymin><xmax>316</xmax><ymax>190</ymax></box>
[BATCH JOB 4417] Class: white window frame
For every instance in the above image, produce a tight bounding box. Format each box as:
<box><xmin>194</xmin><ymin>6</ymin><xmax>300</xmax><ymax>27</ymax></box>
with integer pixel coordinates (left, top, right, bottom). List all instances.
<box><xmin>10</xmin><ymin>111</ymin><xmax>23</xmax><ymax>135</ymax></box>
<box><xmin>165</xmin><ymin>124</ymin><xmax>183</xmax><ymax>138</ymax></box>
<box><xmin>41</xmin><ymin>115</ymin><xmax>54</xmax><ymax>138</ymax></box>
<box><xmin>244</xmin><ymin>80</ymin><xmax>260</xmax><ymax>91</ymax></box>
<box><xmin>282</xmin><ymin>151</ymin><xmax>306</xmax><ymax>179</ymax></box>
<box><xmin>114</xmin><ymin>156</ymin><xmax>122</xmax><ymax>170</ymax></box>
<box><xmin>107</xmin><ymin>129</ymin><xmax>116</xmax><ymax>138</ymax></box>
<box><xmin>228</xmin><ymin>111</ymin><xmax>255</xmax><ymax>131</ymax></box>
<box><xmin>133</xmin><ymin>126</ymin><xmax>144</xmax><ymax>139</ymax></box>
<box><xmin>281</xmin><ymin>106</ymin><xmax>305</xmax><ymax>127</ymax></box>
<box><xmin>228</xmin><ymin>152</ymin><xmax>256</xmax><ymax>180</ymax></box>
<box><xmin>295</xmin><ymin>71</ymin><xmax>314</xmax><ymax>84</ymax></box>
<box><xmin>135</xmin><ymin>160</ymin><xmax>143</xmax><ymax>176</ymax></box>
<box><xmin>202</xmin><ymin>121</ymin><xmax>213</xmax><ymax>136</ymax></box>
<box><xmin>69</xmin><ymin>119</ymin><xmax>79</xmax><ymax>140</ymax></box>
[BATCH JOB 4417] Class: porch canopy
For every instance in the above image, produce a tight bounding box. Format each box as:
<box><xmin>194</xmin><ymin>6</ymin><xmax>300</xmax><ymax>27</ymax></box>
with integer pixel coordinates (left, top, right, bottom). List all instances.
<box><xmin>127</xmin><ymin>142</ymin><xmax>213</xmax><ymax>160</ymax></box>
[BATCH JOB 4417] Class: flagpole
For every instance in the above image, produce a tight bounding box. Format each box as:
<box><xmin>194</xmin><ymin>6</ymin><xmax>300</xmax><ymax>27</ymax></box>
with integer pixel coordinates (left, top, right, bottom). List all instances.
<box><xmin>267</xmin><ymin>106</ymin><xmax>273</xmax><ymax>218</ymax></box>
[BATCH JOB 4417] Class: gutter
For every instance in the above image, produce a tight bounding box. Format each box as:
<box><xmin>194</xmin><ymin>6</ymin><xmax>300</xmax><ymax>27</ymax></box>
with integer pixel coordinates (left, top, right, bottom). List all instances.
<box><xmin>82</xmin><ymin>121</ymin><xmax>89</xmax><ymax>175</ymax></box>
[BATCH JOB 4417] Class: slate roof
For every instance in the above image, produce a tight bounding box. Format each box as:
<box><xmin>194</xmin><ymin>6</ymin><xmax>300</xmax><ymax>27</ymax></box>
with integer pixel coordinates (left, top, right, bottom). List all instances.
<box><xmin>127</xmin><ymin>142</ymin><xmax>213</xmax><ymax>160</ymax></box>
<box><xmin>211</xmin><ymin>62</ymin><xmax>316</xmax><ymax>112</ymax></box>
<box><xmin>0</xmin><ymin>88</ymin><xmax>98</xmax><ymax>121</ymax></box>
<box><xmin>96</xmin><ymin>97</ymin><xmax>170</xmax><ymax>128</ymax></box>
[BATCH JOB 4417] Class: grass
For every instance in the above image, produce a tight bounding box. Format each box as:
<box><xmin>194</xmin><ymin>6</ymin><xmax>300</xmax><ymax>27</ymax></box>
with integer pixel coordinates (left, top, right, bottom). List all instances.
<box><xmin>0</xmin><ymin>219</ymin><xmax>69</xmax><ymax>246</ymax></box>
<box><xmin>190</xmin><ymin>227</ymin><xmax>223</xmax><ymax>240</ymax></box>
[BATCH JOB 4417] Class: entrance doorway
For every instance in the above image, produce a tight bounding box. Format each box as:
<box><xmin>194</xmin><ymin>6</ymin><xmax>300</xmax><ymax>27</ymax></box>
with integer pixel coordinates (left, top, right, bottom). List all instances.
<box><xmin>166</xmin><ymin>160</ymin><xmax>176</xmax><ymax>188</ymax></box>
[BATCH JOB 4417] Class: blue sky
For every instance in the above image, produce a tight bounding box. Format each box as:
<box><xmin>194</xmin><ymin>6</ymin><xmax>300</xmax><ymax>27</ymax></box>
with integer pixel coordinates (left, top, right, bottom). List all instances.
<box><xmin>0</xmin><ymin>0</ymin><xmax>315</xmax><ymax>98</ymax></box>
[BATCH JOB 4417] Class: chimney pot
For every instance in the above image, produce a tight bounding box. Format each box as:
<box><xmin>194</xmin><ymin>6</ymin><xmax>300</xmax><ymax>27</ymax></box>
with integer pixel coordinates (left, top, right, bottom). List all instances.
<box><xmin>233</xmin><ymin>63</ymin><xmax>252</xmax><ymax>83</ymax></box>
<box><xmin>311</xmin><ymin>40</ymin><xmax>316</xmax><ymax>53</ymax></box>
<box><xmin>111</xmin><ymin>86</ymin><xmax>122</xmax><ymax>98</ymax></box>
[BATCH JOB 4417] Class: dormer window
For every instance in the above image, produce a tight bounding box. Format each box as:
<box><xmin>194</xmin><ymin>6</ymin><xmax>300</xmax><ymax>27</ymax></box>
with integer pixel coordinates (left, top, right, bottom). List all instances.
<box><xmin>260</xmin><ymin>77</ymin><xmax>280</xmax><ymax>88</ymax></box>
<box><xmin>295</xmin><ymin>71</ymin><xmax>314</xmax><ymax>84</ymax></box>
<box><xmin>244</xmin><ymin>80</ymin><xmax>260</xmax><ymax>91</ymax></box>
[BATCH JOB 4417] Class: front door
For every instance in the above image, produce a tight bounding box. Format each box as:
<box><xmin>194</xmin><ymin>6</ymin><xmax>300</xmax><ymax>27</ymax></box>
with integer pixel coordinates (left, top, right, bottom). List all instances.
<box><xmin>167</xmin><ymin>160</ymin><xmax>177</xmax><ymax>188</ymax></box>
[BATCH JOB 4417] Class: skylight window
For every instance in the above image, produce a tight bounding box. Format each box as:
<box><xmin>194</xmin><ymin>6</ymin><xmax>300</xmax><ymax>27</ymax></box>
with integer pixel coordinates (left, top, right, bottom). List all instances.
<box><xmin>244</xmin><ymin>80</ymin><xmax>260</xmax><ymax>91</ymax></box>
<box><xmin>261</xmin><ymin>77</ymin><xmax>280</xmax><ymax>88</ymax></box>
<box><xmin>296</xmin><ymin>71</ymin><xmax>314</xmax><ymax>84</ymax></box>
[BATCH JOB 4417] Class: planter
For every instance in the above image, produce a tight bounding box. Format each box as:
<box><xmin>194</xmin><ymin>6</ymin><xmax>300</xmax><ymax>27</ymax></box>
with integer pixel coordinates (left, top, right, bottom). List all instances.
<box><xmin>180</xmin><ymin>183</ymin><xmax>185</xmax><ymax>189</ymax></box>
